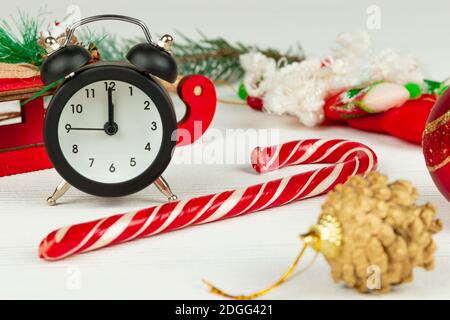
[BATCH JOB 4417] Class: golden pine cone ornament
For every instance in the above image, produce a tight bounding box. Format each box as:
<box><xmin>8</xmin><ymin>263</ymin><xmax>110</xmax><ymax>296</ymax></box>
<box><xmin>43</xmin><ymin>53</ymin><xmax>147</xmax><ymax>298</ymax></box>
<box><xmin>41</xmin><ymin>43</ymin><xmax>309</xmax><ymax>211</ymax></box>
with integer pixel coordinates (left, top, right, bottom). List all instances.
<box><xmin>205</xmin><ymin>172</ymin><xmax>443</xmax><ymax>299</ymax></box>
<box><xmin>312</xmin><ymin>172</ymin><xmax>443</xmax><ymax>293</ymax></box>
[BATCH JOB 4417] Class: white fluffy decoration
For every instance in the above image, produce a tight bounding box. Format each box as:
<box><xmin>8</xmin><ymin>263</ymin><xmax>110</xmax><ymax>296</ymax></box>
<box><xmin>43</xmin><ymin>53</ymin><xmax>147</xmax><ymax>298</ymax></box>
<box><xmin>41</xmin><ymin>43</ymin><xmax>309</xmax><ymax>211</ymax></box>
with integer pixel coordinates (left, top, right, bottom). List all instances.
<box><xmin>42</xmin><ymin>13</ymin><xmax>80</xmax><ymax>39</ymax></box>
<box><xmin>240</xmin><ymin>31</ymin><xmax>424</xmax><ymax>127</ymax></box>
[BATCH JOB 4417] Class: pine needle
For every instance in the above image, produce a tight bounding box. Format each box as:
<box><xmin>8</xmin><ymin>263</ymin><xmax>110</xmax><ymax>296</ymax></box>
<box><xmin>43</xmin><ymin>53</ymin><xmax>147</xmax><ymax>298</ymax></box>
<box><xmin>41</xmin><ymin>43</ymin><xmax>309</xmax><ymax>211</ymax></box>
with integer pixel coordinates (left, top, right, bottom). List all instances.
<box><xmin>0</xmin><ymin>11</ymin><xmax>47</xmax><ymax>66</ymax></box>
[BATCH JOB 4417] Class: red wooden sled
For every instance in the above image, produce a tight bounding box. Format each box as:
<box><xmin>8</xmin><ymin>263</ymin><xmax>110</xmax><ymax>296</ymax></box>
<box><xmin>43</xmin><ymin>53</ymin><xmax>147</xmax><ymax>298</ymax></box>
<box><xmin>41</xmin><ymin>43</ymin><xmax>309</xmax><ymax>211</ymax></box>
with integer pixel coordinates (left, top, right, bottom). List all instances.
<box><xmin>0</xmin><ymin>75</ymin><xmax>216</xmax><ymax>177</ymax></box>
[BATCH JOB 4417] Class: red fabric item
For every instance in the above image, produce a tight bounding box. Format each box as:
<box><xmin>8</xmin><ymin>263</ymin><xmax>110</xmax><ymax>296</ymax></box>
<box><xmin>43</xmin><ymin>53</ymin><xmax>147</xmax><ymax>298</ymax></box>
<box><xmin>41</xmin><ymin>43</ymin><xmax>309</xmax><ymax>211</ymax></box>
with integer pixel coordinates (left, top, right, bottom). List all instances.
<box><xmin>324</xmin><ymin>90</ymin><xmax>369</xmax><ymax>120</ymax></box>
<box><xmin>345</xmin><ymin>95</ymin><xmax>436</xmax><ymax>145</ymax></box>
<box><xmin>324</xmin><ymin>91</ymin><xmax>344</xmax><ymax>120</ymax></box>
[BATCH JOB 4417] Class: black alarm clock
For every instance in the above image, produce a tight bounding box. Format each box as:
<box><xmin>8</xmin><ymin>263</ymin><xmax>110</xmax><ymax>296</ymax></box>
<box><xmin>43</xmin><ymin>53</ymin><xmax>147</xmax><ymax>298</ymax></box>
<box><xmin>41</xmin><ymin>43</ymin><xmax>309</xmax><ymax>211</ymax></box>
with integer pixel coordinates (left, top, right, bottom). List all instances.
<box><xmin>41</xmin><ymin>15</ymin><xmax>179</xmax><ymax>205</ymax></box>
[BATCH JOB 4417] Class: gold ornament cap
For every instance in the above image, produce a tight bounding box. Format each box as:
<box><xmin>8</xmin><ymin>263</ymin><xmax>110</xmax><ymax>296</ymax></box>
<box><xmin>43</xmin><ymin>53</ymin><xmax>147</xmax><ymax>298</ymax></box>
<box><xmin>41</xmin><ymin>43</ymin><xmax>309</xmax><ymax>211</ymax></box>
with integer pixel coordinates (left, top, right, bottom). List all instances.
<box><xmin>301</xmin><ymin>214</ymin><xmax>342</xmax><ymax>259</ymax></box>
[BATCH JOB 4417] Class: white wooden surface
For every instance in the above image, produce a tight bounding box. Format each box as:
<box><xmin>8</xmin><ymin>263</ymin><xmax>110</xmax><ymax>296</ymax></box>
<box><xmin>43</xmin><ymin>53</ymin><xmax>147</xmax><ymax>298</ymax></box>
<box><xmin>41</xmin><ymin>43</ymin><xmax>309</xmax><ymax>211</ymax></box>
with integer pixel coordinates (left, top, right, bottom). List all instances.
<box><xmin>0</xmin><ymin>0</ymin><xmax>450</xmax><ymax>299</ymax></box>
<box><xmin>1</xmin><ymin>96</ymin><xmax>449</xmax><ymax>299</ymax></box>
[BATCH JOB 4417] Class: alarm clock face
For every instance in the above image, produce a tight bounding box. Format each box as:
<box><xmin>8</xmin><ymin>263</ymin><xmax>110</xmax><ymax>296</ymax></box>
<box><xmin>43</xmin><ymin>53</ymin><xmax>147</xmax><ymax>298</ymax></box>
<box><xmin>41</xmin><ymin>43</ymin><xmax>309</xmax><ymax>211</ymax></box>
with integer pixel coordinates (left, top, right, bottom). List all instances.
<box><xmin>45</xmin><ymin>64</ymin><xmax>177</xmax><ymax>197</ymax></box>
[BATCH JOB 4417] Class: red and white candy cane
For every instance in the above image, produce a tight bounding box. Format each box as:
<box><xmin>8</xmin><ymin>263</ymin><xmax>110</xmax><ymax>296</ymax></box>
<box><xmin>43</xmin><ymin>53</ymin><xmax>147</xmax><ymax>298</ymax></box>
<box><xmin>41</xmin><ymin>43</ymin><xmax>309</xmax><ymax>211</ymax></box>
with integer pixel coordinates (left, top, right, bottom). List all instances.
<box><xmin>39</xmin><ymin>139</ymin><xmax>377</xmax><ymax>261</ymax></box>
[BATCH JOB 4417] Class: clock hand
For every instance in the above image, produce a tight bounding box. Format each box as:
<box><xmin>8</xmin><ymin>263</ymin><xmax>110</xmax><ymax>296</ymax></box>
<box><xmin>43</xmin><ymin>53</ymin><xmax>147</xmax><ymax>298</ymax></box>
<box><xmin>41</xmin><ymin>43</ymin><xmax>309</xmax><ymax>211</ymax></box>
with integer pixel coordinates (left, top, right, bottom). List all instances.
<box><xmin>108</xmin><ymin>87</ymin><xmax>114</xmax><ymax>125</ymax></box>
<box><xmin>65</xmin><ymin>124</ymin><xmax>104</xmax><ymax>133</ymax></box>
<box><xmin>104</xmin><ymin>87</ymin><xmax>119</xmax><ymax>136</ymax></box>
<box><xmin>71</xmin><ymin>128</ymin><xmax>105</xmax><ymax>131</ymax></box>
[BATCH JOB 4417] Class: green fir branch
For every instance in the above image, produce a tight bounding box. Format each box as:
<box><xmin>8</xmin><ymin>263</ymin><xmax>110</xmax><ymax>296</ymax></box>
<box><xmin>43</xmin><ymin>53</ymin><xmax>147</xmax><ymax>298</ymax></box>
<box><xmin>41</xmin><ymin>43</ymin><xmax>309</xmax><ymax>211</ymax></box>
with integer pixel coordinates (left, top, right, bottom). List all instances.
<box><xmin>0</xmin><ymin>11</ymin><xmax>305</xmax><ymax>83</ymax></box>
<box><xmin>0</xmin><ymin>11</ymin><xmax>47</xmax><ymax>66</ymax></box>
<box><xmin>171</xmin><ymin>31</ymin><xmax>305</xmax><ymax>82</ymax></box>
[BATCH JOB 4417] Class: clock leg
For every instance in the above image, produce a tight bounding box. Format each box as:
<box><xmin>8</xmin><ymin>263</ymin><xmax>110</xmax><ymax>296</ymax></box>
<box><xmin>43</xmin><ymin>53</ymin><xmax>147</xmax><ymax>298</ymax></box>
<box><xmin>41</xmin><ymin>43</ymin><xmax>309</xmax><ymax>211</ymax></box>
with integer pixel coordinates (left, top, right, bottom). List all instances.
<box><xmin>154</xmin><ymin>176</ymin><xmax>178</xmax><ymax>202</ymax></box>
<box><xmin>47</xmin><ymin>180</ymin><xmax>72</xmax><ymax>206</ymax></box>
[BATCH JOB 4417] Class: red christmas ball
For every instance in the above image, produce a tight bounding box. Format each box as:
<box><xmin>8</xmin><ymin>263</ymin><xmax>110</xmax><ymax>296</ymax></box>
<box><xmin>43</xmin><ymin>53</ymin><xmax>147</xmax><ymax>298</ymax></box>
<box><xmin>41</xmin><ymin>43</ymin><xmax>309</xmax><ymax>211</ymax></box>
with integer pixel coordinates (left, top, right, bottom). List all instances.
<box><xmin>423</xmin><ymin>89</ymin><xmax>450</xmax><ymax>201</ymax></box>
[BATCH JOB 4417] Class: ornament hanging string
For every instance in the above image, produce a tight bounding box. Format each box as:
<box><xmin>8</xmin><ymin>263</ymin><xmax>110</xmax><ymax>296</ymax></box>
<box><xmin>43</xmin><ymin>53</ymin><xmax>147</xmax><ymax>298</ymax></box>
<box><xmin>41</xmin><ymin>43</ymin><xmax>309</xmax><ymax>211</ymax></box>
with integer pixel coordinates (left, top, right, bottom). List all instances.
<box><xmin>39</xmin><ymin>139</ymin><xmax>377</xmax><ymax>261</ymax></box>
<box><xmin>203</xmin><ymin>244</ymin><xmax>319</xmax><ymax>300</ymax></box>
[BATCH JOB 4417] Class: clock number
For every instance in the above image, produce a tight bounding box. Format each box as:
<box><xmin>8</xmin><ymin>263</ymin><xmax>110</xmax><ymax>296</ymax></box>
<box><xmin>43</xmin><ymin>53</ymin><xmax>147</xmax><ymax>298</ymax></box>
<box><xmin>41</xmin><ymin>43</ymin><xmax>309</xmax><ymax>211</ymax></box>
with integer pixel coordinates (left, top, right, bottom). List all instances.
<box><xmin>85</xmin><ymin>88</ymin><xmax>95</xmax><ymax>98</ymax></box>
<box><xmin>72</xmin><ymin>144</ymin><xmax>79</xmax><ymax>154</ymax></box>
<box><xmin>71</xmin><ymin>104</ymin><xmax>83</xmax><ymax>114</ymax></box>
<box><xmin>129</xmin><ymin>86</ymin><xmax>133</xmax><ymax>96</ymax></box>
<box><xmin>130</xmin><ymin>157</ymin><xmax>137</xmax><ymax>167</ymax></box>
<box><xmin>109</xmin><ymin>163</ymin><xmax>116</xmax><ymax>173</ymax></box>
<box><xmin>145</xmin><ymin>143</ymin><xmax>151</xmax><ymax>151</ymax></box>
<box><xmin>89</xmin><ymin>158</ymin><xmax>95</xmax><ymax>167</ymax></box>
<box><xmin>104</xmin><ymin>81</ymin><xmax>116</xmax><ymax>91</ymax></box>
<box><xmin>151</xmin><ymin>121</ymin><xmax>157</xmax><ymax>130</ymax></box>
<box><xmin>65</xmin><ymin>124</ymin><xmax>71</xmax><ymax>133</ymax></box>
<box><xmin>144</xmin><ymin>101</ymin><xmax>151</xmax><ymax>110</ymax></box>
